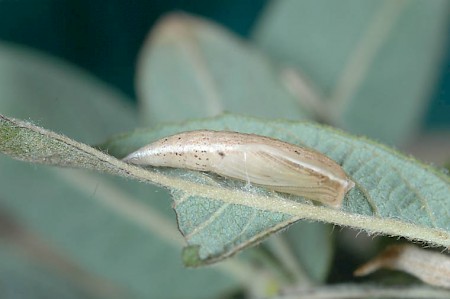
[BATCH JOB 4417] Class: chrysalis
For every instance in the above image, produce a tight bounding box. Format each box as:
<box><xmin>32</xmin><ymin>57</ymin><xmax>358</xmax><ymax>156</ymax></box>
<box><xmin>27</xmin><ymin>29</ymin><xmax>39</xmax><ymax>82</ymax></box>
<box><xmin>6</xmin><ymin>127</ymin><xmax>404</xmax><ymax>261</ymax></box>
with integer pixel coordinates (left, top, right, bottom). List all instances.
<box><xmin>123</xmin><ymin>130</ymin><xmax>355</xmax><ymax>208</ymax></box>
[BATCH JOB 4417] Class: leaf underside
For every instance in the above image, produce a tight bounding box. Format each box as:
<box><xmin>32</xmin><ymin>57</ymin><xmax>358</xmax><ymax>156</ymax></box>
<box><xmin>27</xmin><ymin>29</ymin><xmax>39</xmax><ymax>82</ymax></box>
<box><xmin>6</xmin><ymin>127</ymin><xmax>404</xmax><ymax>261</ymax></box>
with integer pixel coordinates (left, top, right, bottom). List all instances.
<box><xmin>1</xmin><ymin>114</ymin><xmax>449</xmax><ymax>266</ymax></box>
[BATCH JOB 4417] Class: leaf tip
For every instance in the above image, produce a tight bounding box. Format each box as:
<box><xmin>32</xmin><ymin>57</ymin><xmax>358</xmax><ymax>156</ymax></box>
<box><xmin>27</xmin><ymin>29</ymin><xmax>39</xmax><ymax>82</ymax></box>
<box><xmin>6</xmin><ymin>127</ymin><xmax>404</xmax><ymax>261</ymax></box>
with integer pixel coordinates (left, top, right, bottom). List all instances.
<box><xmin>182</xmin><ymin>245</ymin><xmax>203</xmax><ymax>267</ymax></box>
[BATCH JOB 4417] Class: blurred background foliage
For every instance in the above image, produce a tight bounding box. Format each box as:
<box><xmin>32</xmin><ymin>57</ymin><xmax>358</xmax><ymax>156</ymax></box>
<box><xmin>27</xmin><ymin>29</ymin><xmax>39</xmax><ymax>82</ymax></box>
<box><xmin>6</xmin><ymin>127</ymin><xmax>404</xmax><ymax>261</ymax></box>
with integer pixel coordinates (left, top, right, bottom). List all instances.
<box><xmin>0</xmin><ymin>0</ymin><xmax>266</xmax><ymax>98</ymax></box>
<box><xmin>0</xmin><ymin>0</ymin><xmax>448</xmax><ymax>128</ymax></box>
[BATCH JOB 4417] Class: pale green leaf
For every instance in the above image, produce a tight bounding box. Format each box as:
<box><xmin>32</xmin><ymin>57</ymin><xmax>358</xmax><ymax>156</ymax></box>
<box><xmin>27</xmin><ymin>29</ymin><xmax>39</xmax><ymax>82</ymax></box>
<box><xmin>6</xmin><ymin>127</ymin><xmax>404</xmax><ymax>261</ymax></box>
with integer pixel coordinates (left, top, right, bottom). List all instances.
<box><xmin>136</xmin><ymin>13</ymin><xmax>311</xmax><ymax>125</ymax></box>
<box><xmin>2</xmin><ymin>114</ymin><xmax>449</xmax><ymax>267</ymax></box>
<box><xmin>101</xmin><ymin>114</ymin><xmax>450</xmax><ymax>264</ymax></box>
<box><xmin>253</xmin><ymin>0</ymin><xmax>449</xmax><ymax>145</ymax></box>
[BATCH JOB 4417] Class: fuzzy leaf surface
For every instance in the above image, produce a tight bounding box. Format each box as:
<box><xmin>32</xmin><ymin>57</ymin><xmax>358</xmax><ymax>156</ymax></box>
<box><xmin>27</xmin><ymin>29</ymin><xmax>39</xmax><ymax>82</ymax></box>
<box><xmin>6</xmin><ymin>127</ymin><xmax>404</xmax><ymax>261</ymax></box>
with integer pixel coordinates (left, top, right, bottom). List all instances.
<box><xmin>2</xmin><ymin>114</ymin><xmax>450</xmax><ymax>266</ymax></box>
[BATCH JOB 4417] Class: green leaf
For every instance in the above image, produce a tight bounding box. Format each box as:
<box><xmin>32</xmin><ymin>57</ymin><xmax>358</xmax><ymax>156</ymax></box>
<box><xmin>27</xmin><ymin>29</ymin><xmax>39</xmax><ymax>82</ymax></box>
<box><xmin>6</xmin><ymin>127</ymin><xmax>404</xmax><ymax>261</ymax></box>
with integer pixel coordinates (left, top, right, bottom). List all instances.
<box><xmin>253</xmin><ymin>0</ymin><xmax>449</xmax><ymax>145</ymax></box>
<box><xmin>136</xmin><ymin>13</ymin><xmax>311</xmax><ymax>125</ymax></box>
<box><xmin>2</xmin><ymin>113</ymin><xmax>449</xmax><ymax>268</ymax></box>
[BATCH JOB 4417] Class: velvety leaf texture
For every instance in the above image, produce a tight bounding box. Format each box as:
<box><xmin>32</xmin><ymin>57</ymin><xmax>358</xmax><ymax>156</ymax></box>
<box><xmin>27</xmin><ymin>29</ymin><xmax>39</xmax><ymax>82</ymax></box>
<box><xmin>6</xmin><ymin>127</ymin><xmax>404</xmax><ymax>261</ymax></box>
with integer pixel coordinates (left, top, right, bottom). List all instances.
<box><xmin>102</xmin><ymin>114</ymin><xmax>450</xmax><ymax>263</ymax></box>
<box><xmin>1</xmin><ymin>114</ymin><xmax>449</xmax><ymax>266</ymax></box>
<box><xmin>173</xmin><ymin>192</ymin><xmax>298</xmax><ymax>265</ymax></box>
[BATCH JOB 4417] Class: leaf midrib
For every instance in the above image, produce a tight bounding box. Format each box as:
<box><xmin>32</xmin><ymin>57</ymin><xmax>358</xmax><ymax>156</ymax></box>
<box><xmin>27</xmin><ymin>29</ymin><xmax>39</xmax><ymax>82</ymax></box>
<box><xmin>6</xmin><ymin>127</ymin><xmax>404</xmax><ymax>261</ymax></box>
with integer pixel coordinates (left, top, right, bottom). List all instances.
<box><xmin>2</xmin><ymin>115</ymin><xmax>449</xmax><ymax>248</ymax></box>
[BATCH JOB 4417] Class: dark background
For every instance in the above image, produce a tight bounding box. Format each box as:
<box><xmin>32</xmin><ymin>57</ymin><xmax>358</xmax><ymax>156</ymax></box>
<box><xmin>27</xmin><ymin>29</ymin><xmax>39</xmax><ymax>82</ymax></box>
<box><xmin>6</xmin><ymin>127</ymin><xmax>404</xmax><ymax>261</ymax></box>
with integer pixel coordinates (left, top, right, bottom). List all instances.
<box><xmin>0</xmin><ymin>0</ymin><xmax>448</xmax><ymax>128</ymax></box>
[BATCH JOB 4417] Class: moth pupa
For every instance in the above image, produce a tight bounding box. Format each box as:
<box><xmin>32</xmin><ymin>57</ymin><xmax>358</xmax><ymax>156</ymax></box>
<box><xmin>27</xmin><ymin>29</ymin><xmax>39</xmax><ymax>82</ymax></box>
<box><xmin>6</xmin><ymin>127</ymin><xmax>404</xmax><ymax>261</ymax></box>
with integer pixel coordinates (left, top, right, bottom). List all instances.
<box><xmin>123</xmin><ymin>130</ymin><xmax>355</xmax><ymax>208</ymax></box>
